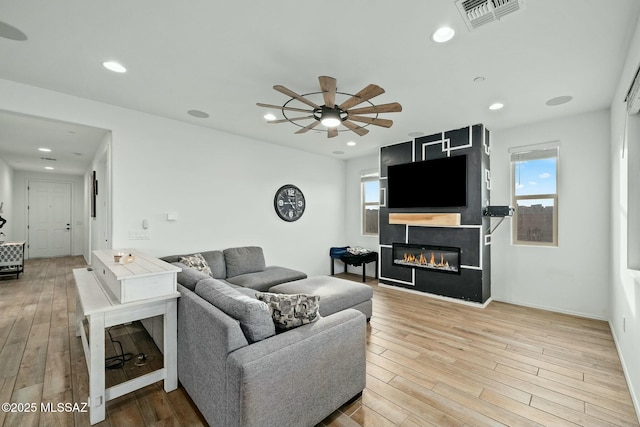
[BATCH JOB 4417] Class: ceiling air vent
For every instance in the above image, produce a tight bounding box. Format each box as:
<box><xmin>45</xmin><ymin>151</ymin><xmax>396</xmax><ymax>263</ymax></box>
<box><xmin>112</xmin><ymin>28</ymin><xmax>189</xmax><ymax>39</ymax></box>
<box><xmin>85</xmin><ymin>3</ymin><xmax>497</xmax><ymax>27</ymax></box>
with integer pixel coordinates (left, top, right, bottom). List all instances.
<box><xmin>455</xmin><ymin>0</ymin><xmax>525</xmax><ymax>31</ymax></box>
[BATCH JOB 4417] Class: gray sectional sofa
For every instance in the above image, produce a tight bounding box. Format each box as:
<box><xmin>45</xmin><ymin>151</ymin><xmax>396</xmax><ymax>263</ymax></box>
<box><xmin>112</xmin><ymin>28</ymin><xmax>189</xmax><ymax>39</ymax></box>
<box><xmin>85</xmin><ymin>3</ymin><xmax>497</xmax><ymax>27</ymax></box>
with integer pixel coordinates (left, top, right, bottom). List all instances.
<box><xmin>157</xmin><ymin>246</ymin><xmax>371</xmax><ymax>427</ymax></box>
<box><xmin>161</xmin><ymin>246</ymin><xmax>308</xmax><ymax>291</ymax></box>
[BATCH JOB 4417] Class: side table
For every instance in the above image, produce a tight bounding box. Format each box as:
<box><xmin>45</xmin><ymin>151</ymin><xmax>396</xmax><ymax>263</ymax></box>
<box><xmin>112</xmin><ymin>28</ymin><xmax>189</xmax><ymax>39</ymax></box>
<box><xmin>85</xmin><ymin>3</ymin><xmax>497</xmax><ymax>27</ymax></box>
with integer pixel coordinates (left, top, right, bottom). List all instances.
<box><xmin>330</xmin><ymin>248</ymin><xmax>379</xmax><ymax>282</ymax></box>
<box><xmin>73</xmin><ymin>264</ymin><xmax>180</xmax><ymax>425</ymax></box>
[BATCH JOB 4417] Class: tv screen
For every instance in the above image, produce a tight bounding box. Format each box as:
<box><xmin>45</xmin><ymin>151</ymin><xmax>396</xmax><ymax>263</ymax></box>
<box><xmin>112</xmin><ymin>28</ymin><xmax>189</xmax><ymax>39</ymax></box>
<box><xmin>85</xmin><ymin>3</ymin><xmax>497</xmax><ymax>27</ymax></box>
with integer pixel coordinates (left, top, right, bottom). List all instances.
<box><xmin>387</xmin><ymin>155</ymin><xmax>467</xmax><ymax>208</ymax></box>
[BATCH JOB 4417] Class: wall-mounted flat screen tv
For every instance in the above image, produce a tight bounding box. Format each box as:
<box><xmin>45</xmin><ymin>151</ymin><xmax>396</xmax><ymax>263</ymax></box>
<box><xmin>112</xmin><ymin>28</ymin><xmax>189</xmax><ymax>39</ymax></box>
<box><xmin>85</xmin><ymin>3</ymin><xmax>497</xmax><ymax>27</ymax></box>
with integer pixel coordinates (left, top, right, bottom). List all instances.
<box><xmin>387</xmin><ymin>155</ymin><xmax>467</xmax><ymax>208</ymax></box>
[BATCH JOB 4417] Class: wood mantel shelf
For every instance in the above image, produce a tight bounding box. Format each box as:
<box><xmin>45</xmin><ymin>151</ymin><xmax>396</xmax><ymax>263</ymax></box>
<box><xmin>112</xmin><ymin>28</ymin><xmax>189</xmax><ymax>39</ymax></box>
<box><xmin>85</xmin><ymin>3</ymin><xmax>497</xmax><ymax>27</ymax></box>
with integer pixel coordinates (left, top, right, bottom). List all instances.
<box><xmin>389</xmin><ymin>213</ymin><xmax>461</xmax><ymax>227</ymax></box>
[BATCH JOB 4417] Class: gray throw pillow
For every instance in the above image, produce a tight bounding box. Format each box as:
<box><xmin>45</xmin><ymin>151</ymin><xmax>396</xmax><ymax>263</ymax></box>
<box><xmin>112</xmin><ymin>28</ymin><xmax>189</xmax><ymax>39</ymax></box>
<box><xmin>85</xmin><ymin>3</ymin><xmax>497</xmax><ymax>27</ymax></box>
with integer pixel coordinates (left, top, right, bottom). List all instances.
<box><xmin>180</xmin><ymin>253</ymin><xmax>212</xmax><ymax>276</ymax></box>
<box><xmin>255</xmin><ymin>292</ymin><xmax>320</xmax><ymax>331</ymax></box>
<box><xmin>195</xmin><ymin>278</ymin><xmax>275</xmax><ymax>343</ymax></box>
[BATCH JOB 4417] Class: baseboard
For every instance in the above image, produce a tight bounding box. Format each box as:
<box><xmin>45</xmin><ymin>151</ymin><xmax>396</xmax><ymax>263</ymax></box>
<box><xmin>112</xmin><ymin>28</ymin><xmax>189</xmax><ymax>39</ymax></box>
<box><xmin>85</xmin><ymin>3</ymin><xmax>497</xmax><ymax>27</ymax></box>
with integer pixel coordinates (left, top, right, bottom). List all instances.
<box><xmin>609</xmin><ymin>320</ymin><xmax>640</xmax><ymax>423</ymax></box>
<box><xmin>378</xmin><ymin>283</ymin><xmax>492</xmax><ymax>308</ymax></box>
<box><xmin>491</xmin><ymin>297</ymin><xmax>608</xmax><ymax>321</ymax></box>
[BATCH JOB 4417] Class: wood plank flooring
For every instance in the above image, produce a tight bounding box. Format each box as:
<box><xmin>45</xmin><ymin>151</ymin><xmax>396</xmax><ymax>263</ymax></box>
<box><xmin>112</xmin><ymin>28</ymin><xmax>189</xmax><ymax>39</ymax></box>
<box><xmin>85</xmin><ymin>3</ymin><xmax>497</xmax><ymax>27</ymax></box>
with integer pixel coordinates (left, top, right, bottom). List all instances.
<box><xmin>0</xmin><ymin>256</ymin><xmax>637</xmax><ymax>427</ymax></box>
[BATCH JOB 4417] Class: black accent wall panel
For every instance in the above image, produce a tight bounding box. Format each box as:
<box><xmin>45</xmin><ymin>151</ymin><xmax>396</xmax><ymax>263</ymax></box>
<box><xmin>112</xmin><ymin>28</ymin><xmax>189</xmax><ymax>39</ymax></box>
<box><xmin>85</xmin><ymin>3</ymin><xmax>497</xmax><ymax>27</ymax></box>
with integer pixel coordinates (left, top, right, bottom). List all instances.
<box><xmin>379</xmin><ymin>247</ymin><xmax>413</xmax><ymax>282</ymax></box>
<box><xmin>380</xmin><ymin>141</ymin><xmax>412</xmax><ymax>177</ymax></box>
<box><xmin>407</xmin><ymin>227</ymin><xmax>481</xmax><ymax>268</ymax></box>
<box><xmin>379</xmin><ymin>124</ymin><xmax>491</xmax><ymax>304</ymax></box>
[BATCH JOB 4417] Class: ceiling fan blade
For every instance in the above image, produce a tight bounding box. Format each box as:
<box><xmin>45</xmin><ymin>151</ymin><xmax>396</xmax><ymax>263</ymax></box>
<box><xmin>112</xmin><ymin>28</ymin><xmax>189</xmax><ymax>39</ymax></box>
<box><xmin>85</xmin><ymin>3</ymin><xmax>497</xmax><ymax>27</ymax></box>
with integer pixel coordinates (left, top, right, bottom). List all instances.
<box><xmin>339</xmin><ymin>84</ymin><xmax>385</xmax><ymax>110</ymax></box>
<box><xmin>256</xmin><ymin>103</ymin><xmax>314</xmax><ymax>114</ymax></box>
<box><xmin>342</xmin><ymin>120</ymin><xmax>369</xmax><ymax>136</ymax></box>
<box><xmin>267</xmin><ymin>116</ymin><xmax>314</xmax><ymax>124</ymax></box>
<box><xmin>327</xmin><ymin>128</ymin><xmax>338</xmax><ymax>138</ymax></box>
<box><xmin>294</xmin><ymin>120</ymin><xmax>321</xmax><ymax>134</ymax></box>
<box><xmin>347</xmin><ymin>102</ymin><xmax>403</xmax><ymax>115</ymax></box>
<box><xmin>273</xmin><ymin>85</ymin><xmax>320</xmax><ymax>109</ymax></box>
<box><xmin>318</xmin><ymin>76</ymin><xmax>337</xmax><ymax>108</ymax></box>
<box><xmin>348</xmin><ymin>115</ymin><xmax>393</xmax><ymax>128</ymax></box>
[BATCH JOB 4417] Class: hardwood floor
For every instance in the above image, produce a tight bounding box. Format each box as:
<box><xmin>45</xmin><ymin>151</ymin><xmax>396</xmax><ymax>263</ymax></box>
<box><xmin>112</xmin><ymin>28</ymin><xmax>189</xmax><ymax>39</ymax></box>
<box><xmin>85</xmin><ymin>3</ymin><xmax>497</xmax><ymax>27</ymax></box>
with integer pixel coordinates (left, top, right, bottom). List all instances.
<box><xmin>0</xmin><ymin>257</ymin><xmax>637</xmax><ymax>427</ymax></box>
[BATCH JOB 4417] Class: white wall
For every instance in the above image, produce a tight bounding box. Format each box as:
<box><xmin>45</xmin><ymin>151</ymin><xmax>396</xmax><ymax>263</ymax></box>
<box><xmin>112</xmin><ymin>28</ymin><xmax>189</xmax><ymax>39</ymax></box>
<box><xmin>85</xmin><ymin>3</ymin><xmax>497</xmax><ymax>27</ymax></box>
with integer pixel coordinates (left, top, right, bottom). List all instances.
<box><xmin>609</xmin><ymin>14</ymin><xmax>640</xmax><ymax>416</ymax></box>
<box><xmin>344</xmin><ymin>153</ymin><xmax>379</xmax><ymax>277</ymax></box>
<box><xmin>0</xmin><ymin>78</ymin><xmax>346</xmax><ymax>276</ymax></box>
<box><xmin>490</xmin><ymin>110</ymin><xmax>611</xmax><ymax>319</ymax></box>
<box><xmin>0</xmin><ymin>157</ymin><xmax>14</xmax><ymax>240</ymax></box>
<box><xmin>11</xmin><ymin>171</ymin><xmax>85</xmax><ymax>258</ymax></box>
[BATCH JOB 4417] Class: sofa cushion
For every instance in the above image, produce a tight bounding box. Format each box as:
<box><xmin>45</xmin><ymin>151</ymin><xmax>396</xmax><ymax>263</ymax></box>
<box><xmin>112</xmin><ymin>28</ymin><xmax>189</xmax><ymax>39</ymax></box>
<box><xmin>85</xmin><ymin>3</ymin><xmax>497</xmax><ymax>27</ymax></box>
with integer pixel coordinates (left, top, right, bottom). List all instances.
<box><xmin>255</xmin><ymin>292</ymin><xmax>320</xmax><ymax>331</ymax></box>
<box><xmin>172</xmin><ymin>262</ymin><xmax>210</xmax><ymax>292</ymax></box>
<box><xmin>225</xmin><ymin>266</ymin><xmax>307</xmax><ymax>291</ymax></box>
<box><xmin>269</xmin><ymin>276</ymin><xmax>373</xmax><ymax>317</ymax></box>
<box><xmin>179</xmin><ymin>253</ymin><xmax>212</xmax><ymax>276</ymax></box>
<box><xmin>195</xmin><ymin>278</ymin><xmax>275</xmax><ymax>343</ymax></box>
<box><xmin>200</xmin><ymin>250</ymin><xmax>226</xmax><ymax>279</ymax></box>
<box><xmin>224</xmin><ymin>246</ymin><xmax>266</xmax><ymax>278</ymax></box>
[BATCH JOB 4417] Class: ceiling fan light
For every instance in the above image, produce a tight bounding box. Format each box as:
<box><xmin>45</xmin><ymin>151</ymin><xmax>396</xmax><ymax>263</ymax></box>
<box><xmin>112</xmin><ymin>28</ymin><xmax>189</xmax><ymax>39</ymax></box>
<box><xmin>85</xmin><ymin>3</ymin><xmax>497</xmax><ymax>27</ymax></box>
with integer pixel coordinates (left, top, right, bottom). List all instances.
<box><xmin>321</xmin><ymin>116</ymin><xmax>341</xmax><ymax>128</ymax></box>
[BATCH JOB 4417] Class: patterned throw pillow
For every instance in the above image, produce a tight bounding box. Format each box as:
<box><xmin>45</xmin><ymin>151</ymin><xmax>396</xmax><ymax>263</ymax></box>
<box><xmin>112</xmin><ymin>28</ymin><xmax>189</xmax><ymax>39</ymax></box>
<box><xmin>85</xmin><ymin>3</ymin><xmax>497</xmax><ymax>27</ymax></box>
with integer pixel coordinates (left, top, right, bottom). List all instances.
<box><xmin>255</xmin><ymin>292</ymin><xmax>320</xmax><ymax>331</ymax></box>
<box><xmin>179</xmin><ymin>253</ymin><xmax>212</xmax><ymax>276</ymax></box>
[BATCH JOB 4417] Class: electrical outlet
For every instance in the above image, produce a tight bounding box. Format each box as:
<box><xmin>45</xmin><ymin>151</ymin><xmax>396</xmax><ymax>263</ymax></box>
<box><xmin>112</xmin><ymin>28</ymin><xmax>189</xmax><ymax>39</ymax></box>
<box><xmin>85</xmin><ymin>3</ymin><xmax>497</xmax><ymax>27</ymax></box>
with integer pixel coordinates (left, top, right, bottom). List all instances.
<box><xmin>129</xmin><ymin>230</ymin><xmax>150</xmax><ymax>240</ymax></box>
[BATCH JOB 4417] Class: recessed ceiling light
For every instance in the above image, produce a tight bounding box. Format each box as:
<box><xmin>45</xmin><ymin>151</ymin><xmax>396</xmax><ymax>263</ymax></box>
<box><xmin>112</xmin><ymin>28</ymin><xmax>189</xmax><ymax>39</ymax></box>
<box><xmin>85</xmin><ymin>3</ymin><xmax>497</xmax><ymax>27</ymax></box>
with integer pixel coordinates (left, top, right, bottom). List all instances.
<box><xmin>38</xmin><ymin>147</ymin><xmax>52</xmax><ymax>152</ymax></box>
<box><xmin>546</xmin><ymin>96</ymin><xmax>573</xmax><ymax>106</ymax></box>
<box><xmin>0</xmin><ymin>21</ymin><xmax>27</xmax><ymax>41</ymax></box>
<box><xmin>408</xmin><ymin>131</ymin><xmax>424</xmax><ymax>138</ymax></box>
<box><xmin>264</xmin><ymin>113</ymin><xmax>277</xmax><ymax>121</ymax></box>
<box><xmin>346</xmin><ymin>141</ymin><xmax>356</xmax><ymax>146</ymax></box>
<box><xmin>44</xmin><ymin>166</ymin><xmax>54</xmax><ymax>170</ymax></box>
<box><xmin>187</xmin><ymin>109</ymin><xmax>210</xmax><ymax>118</ymax></box>
<box><xmin>432</xmin><ymin>26</ymin><xmax>455</xmax><ymax>43</ymax></box>
<box><xmin>474</xmin><ymin>77</ymin><xmax>485</xmax><ymax>83</ymax></box>
<box><xmin>489</xmin><ymin>102</ymin><xmax>504</xmax><ymax>111</ymax></box>
<box><xmin>332</xmin><ymin>151</ymin><xmax>344</xmax><ymax>155</ymax></box>
<box><xmin>102</xmin><ymin>61</ymin><xmax>127</xmax><ymax>73</ymax></box>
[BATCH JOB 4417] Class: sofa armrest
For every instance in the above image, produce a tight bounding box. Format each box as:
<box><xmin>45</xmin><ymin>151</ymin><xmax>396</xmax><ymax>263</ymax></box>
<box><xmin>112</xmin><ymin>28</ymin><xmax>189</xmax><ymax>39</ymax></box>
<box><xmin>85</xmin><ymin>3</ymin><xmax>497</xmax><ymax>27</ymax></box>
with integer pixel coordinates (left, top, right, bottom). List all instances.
<box><xmin>176</xmin><ymin>283</ymin><xmax>250</xmax><ymax>424</ymax></box>
<box><xmin>225</xmin><ymin>309</ymin><xmax>366</xmax><ymax>427</ymax></box>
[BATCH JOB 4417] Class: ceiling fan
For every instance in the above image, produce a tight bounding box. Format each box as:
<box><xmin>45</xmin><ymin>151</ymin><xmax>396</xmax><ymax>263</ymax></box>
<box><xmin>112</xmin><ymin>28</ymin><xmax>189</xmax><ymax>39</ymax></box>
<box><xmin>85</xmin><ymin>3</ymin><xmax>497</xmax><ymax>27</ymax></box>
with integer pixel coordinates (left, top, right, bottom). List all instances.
<box><xmin>257</xmin><ymin>76</ymin><xmax>402</xmax><ymax>138</ymax></box>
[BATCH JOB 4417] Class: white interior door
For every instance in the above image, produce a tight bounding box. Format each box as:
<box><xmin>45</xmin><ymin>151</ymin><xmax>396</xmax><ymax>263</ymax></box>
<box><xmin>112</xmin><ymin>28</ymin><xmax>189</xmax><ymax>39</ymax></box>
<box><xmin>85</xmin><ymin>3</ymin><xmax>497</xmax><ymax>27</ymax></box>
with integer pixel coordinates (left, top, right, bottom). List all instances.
<box><xmin>28</xmin><ymin>180</ymin><xmax>72</xmax><ymax>258</ymax></box>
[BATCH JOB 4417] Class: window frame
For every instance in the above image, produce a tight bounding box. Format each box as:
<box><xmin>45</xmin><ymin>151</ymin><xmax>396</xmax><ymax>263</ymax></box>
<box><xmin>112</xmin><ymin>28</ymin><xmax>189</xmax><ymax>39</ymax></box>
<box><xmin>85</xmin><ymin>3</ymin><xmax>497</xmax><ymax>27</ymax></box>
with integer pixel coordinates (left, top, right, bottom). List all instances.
<box><xmin>361</xmin><ymin>171</ymin><xmax>380</xmax><ymax>236</ymax></box>
<box><xmin>510</xmin><ymin>145</ymin><xmax>559</xmax><ymax>247</ymax></box>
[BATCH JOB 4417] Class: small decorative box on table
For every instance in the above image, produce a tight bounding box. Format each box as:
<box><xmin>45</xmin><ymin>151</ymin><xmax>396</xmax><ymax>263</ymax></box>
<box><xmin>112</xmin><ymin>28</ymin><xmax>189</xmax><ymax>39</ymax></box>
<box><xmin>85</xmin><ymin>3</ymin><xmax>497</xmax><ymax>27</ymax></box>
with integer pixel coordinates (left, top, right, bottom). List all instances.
<box><xmin>92</xmin><ymin>249</ymin><xmax>178</xmax><ymax>303</ymax></box>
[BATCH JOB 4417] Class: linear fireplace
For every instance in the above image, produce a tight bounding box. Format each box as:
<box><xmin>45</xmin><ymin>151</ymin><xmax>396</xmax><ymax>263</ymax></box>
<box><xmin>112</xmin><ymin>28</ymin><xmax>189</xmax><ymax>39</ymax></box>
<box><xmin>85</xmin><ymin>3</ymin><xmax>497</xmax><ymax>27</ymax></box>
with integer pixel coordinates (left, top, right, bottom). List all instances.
<box><xmin>392</xmin><ymin>243</ymin><xmax>461</xmax><ymax>274</ymax></box>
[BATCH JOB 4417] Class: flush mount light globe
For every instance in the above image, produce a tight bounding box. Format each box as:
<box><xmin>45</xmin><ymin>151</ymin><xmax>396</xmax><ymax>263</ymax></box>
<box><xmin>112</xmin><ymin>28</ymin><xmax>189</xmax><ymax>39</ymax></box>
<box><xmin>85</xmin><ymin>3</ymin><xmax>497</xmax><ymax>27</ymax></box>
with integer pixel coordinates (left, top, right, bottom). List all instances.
<box><xmin>489</xmin><ymin>102</ymin><xmax>504</xmax><ymax>110</ymax></box>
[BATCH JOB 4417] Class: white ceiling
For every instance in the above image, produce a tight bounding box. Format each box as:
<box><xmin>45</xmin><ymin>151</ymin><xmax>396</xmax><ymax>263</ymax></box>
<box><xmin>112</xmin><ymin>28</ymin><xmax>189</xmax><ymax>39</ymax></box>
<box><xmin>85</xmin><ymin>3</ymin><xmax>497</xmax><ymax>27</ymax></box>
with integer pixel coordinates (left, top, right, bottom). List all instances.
<box><xmin>0</xmin><ymin>0</ymin><xmax>639</xmax><ymax>173</ymax></box>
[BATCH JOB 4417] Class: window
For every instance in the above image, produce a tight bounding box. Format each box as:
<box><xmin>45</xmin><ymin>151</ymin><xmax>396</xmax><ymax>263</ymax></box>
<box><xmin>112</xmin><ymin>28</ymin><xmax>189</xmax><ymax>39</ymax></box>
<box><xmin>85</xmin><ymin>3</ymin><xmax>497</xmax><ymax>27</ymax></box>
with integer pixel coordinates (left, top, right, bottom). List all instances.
<box><xmin>361</xmin><ymin>170</ymin><xmax>379</xmax><ymax>235</ymax></box>
<box><xmin>510</xmin><ymin>144</ymin><xmax>559</xmax><ymax>246</ymax></box>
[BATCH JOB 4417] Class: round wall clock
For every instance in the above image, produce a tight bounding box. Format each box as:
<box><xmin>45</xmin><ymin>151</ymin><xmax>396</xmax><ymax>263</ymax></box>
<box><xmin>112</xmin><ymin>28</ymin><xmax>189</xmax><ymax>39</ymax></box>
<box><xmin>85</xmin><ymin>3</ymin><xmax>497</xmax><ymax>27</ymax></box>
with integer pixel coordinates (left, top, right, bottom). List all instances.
<box><xmin>274</xmin><ymin>184</ymin><xmax>305</xmax><ymax>222</ymax></box>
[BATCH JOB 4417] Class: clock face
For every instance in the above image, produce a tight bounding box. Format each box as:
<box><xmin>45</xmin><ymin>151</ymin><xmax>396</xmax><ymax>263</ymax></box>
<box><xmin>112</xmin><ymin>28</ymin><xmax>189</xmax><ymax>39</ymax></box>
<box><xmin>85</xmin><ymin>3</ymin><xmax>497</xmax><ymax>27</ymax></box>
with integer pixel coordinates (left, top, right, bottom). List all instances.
<box><xmin>274</xmin><ymin>185</ymin><xmax>305</xmax><ymax>222</ymax></box>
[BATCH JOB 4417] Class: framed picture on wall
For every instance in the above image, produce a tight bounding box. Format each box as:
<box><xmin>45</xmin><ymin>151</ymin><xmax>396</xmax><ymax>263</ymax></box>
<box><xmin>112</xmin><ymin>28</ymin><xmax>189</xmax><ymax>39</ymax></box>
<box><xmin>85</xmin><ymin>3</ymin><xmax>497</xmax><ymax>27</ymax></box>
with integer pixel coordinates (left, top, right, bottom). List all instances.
<box><xmin>91</xmin><ymin>170</ymin><xmax>98</xmax><ymax>218</ymax></box>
